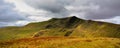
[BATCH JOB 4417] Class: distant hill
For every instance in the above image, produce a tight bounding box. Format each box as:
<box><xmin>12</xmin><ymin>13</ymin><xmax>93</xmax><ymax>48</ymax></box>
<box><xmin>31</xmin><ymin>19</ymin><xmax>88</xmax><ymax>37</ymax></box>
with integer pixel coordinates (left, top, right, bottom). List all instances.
<box><xmin>0</xmin><ymin>16</ymin><xmax>120</xmax><ymax>41</ymax></box>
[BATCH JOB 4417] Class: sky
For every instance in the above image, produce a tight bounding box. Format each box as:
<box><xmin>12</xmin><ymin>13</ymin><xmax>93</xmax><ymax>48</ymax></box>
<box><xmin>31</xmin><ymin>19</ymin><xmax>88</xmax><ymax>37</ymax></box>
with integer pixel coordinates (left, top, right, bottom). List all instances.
<box><xmin>0</xmin><ymin>0</ymin><xmax>120</xmax><ymax>27</ymax></box>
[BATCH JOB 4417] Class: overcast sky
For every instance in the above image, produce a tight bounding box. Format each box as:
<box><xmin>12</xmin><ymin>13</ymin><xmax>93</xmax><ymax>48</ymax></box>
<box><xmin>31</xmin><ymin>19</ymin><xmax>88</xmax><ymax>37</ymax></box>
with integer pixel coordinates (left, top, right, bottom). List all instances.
<box><xmin>0</xmin><ymin>0</ymin><xmax>120</xmax><ymax>27</ymax></box>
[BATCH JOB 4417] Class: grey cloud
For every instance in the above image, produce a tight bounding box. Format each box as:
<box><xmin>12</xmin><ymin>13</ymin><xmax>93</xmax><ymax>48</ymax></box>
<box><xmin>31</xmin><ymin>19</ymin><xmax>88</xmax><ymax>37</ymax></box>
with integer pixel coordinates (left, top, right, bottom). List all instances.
<box><xmin>0</xmin><ymin>22</ymin><xmax>8</xmax><ymax>27</ymax></box>
<box><xmin>24</xmin><ymin>0</ymin><xmax>120</xmax><ymax>19</ymax></box>
<box><xmin>84</xmin><ymin>0</ymin><xmax>120</xmax><ymax>19</ymax></box>
<box><xmin>0</xmin><ymin>22</ymin><xmax>16</xmax><ymax>27</ymax></box>
<box><xmin>0</xmin><ymin>21</ymin><xmax>25</xmax><ymax>27</ymax></box>
<box><xmin>0</xmin><ymin>0</ymin><xmax>27</xmax><ymax>22</ymax></box>
<box><xmin>0</xmin><ymin>0</ymin><xmax>120</xmax><ymax>27</ymax></box>
<box><xmin>24</xmin><ymin>0</ymin><xmax>74</xmax><ymax>17</ymax></box>
<box><xmin>0</xmin><ymin>0</ymin><xmax>30</xmax><ymax>27</ymax></box>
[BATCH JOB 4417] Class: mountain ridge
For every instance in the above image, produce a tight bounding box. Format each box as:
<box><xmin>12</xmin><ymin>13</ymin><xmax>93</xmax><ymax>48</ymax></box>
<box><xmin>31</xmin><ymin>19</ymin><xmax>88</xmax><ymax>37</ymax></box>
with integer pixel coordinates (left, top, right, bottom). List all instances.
<box><xmin>26</xmin><ymin>16</ymin><xmax>120</xmax><ymax>28</ymax></box>
<box><xmin>0</xmin><ymin>16</ymin><xmax>120</xmax><ymax>41</ymax></box>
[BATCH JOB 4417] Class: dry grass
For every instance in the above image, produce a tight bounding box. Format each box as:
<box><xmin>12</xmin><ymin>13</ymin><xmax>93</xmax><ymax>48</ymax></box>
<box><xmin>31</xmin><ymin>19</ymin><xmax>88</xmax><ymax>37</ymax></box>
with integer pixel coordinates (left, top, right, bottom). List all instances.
<box><xmin>0</xmin><ymin>37</ymin><xmax>120</xmax><ymax>48</ymax></box>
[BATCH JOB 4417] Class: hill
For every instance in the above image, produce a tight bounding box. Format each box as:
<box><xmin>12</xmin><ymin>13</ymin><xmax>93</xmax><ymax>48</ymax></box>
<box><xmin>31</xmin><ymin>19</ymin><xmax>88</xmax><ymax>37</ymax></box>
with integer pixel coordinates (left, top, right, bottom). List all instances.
<box><xmin>0</xmin><ymin>16</ymin><xmax>119</xmax><ymax>41</ymax></box>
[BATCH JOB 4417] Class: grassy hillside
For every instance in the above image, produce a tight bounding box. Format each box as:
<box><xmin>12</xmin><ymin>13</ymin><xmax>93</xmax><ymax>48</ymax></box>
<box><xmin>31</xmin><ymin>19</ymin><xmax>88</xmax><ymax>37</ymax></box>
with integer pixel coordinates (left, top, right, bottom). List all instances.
<box><xmin>0</xmin><ymin>16</ymin><xmax>119</xmax><ymax>41</ymax></box>
<box><xmin>71</xmin><ymin>20</ymin><xmax>120</xmax><ymax>38</ymax></box>
<box><xmin>0</xmin><ymin>16</ymin><xmax>81</xmax><ymax>41</ymax></box>
<box><xmin>0</xmin><ymin>37</ymin><xmax>120</xmax><ymax>48</ymax></box>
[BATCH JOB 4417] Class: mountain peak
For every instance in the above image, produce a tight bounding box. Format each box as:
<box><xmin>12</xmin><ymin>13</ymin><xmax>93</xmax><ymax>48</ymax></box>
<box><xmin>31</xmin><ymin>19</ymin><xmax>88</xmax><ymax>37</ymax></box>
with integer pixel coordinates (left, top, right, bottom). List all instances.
<box><xmin>70</xmin><ymin>16</ymin><xmax>78</xmax><ymax>18</ymax></box>
<box><xmin>44</xmin><ymin>16</ymin><xmax>82</xmax><ymax>28</ymax></box>
<box><xmin>49</xmin><ymin>16</ymin><xmax>80</xmax><ymax>21</ymax></box>
<box><xmin>68</xmin><ymin>16</ymin><xmax>80</xmax><ymax>20</ymax></box>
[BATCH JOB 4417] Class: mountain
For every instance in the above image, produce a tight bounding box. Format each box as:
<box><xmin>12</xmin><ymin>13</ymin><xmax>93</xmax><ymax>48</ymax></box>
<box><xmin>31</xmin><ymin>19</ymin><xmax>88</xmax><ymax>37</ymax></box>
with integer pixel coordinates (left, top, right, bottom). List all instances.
<box><xmin>0</xmin><ymin>16</ymin><xmax>120</xmax><ymax>41</ymax></box>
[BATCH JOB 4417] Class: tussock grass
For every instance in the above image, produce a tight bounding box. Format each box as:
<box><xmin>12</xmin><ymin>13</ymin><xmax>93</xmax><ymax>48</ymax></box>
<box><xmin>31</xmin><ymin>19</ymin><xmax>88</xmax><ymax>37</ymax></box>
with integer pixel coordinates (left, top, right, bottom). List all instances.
<box><xmin>0</xmin><ymin>37</ymin><xmax>120</xmax><ymax>48</ymax></box>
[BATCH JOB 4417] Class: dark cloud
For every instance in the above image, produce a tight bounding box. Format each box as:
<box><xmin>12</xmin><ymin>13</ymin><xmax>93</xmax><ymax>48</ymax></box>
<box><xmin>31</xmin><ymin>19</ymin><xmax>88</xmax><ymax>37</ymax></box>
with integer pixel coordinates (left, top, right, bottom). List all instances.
<box><xmin>24</xmin><ymin>0</ymin><xmax>74</xmax><ymax>17</ymax></box>
<box><xmin>24</xmin><ymin>0</ymin><xmax>120</xmax><ymax>19</ymax></box>
<box><xmin>0</xmin><ymin>0</ymin><xmax>120</xmax><ymax>27</ymax></box>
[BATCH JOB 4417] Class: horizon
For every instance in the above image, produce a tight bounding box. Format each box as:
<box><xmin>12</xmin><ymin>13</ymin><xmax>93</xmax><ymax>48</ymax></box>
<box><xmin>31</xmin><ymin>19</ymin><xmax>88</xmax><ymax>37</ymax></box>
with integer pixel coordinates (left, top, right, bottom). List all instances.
<box><xmin>0</xmin><ymin>16</ymin><xmax>119</xmax><ymax>28</ymax></box>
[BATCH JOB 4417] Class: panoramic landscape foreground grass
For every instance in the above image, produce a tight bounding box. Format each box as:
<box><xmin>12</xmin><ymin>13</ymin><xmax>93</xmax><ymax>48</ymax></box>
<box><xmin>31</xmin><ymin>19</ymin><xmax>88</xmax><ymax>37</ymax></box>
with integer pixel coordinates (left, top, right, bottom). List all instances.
<box><xmin>0</xmin><ymin>37</ymin><xmax>120</xmax><ymax>48</ymax></box>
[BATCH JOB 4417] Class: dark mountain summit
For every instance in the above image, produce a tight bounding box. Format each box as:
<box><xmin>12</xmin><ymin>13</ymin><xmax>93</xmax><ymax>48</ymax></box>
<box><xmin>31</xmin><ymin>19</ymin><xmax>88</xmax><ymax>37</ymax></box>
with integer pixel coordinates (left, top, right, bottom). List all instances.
<box><xmin>26</xmin><ymin>16</ymin><xmax>83</xmax><ymax>29</ymax></box>
<box><xmin>48</xmin><ymin>16</ymin><xmax>82</xmax><ymax>28</ymax></box>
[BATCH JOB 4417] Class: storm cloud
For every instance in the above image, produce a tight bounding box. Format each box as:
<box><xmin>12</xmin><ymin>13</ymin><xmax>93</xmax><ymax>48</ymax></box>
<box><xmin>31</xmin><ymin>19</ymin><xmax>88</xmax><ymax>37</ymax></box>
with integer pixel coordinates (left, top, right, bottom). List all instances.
<box><xmin>0</xmin><ymin>0</ymin><xmax>120</xmax><ymax>27</ymax></box>
<box><xmin>24</xmin><ymin>0</ymin><xmax>120</xmax><ymax>19</ymax></box>
<box><xmin>24</xmin><ymin>0</ymin><xmax>74</xmax><ymax>17</ymax></box>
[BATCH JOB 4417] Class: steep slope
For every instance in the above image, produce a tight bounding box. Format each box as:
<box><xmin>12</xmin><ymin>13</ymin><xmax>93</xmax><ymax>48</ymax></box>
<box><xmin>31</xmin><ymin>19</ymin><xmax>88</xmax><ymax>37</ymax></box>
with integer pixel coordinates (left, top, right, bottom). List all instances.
<box><xmin>71</xmin><ymin>21</ymin><xmax>120</xmax><ymax>38</ymax></box>
<box><xmin>24</xmin><ymin>16</ymin><xmax>83</xmax><ymax>37</ymax></box>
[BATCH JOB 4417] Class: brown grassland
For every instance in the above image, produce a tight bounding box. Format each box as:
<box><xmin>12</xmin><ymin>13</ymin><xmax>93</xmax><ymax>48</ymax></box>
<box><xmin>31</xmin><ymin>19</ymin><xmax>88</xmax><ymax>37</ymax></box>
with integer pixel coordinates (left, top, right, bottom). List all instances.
<box><xmin>0</xmin><ymin>37</ymin><xmax>120</xmax><ymax>48</ymax></box>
